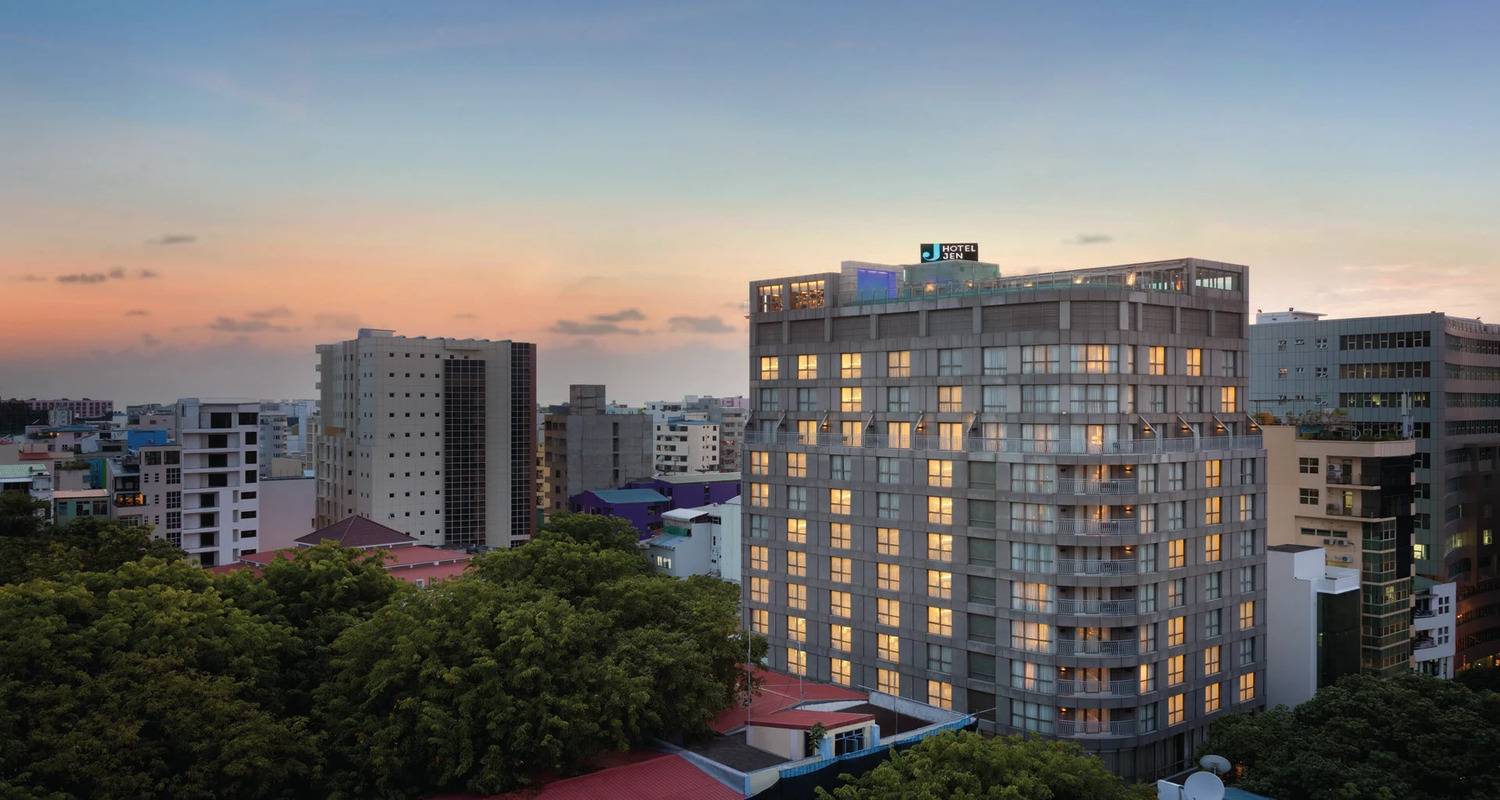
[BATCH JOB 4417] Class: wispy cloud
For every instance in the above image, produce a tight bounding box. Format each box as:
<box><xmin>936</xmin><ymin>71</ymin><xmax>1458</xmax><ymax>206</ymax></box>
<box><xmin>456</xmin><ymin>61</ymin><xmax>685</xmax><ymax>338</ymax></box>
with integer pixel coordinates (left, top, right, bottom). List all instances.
<box><xmin>208</xmin><ymin>317</ymin><xmax>290</xmax><ymax>333</ymax></box>
<box><xmin>249</xmin><ymin>306</ymin><xmax>293</xmax><ymax>320</ymax></box>
<box><xmin>53</xmin><ymin>267</ymin><xmax>156</xmax><ymax>285</ymax></box>
<box><xmin>593</xmin><ymin>308</ymin><xmax>647</xmax><ymax>323</ymax></box>
<box><xmin>11</xmin><ymin>274</ymin><xmax>45</xmax><ymax>282</ymax></box>
<box><xmin>313</xmin><ymin>313</ymin><xmax>363</xmax><ymax>330</ymax></box>
<box><xmin>668</xmin><ymin>314</ymin><xmax>733</xmax><ymax>333</ymax></box>
<box><xmin>141</xmin><ymin>332</ymin><xmax>161</xmax><ymax>347</ymax></box>
<box><xmin>124</xmin><ymin>309</ymin><xmax>150</xmax><ymax>317</ymax></box>
<box><xmin>147</xmin><ymin>234</ymin><xmax>197</xmax><ymax>246</ymax></box>
<box><xmin>550</xmin><ymin>320</ymin><xmax>643</xmax><ymax>336</ymax></box>
<box><xmin>56</xmin><ymin>272</ymin><xmax>110</xmax><ymax>284</ymax></box>
<box><xmin>1071</xmin><ymin>234</ymin><xmax>1114</xmax><ymax>245</ymax></box>
<box><xmin>139</xmin><ymin>269</ymin><xmax>159</xmax><ymax>279</ymax></box>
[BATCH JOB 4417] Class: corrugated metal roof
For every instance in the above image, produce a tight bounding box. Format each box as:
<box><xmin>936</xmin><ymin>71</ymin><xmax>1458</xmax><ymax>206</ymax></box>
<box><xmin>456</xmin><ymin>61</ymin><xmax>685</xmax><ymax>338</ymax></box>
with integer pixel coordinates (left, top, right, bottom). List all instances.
<box><xmin>0</xmin><ymin>464</ymin><xmax>47</xmax><ymax>479</ymax></box>
<box><xmin>590</xmin><ymin>488</ymin><xmax>670</xmax><ymax>504</ymax></box>
<box><xmin>489</xmin><ymin>752</ymin><xmax>743</xmax><ymax>800</ymax></box>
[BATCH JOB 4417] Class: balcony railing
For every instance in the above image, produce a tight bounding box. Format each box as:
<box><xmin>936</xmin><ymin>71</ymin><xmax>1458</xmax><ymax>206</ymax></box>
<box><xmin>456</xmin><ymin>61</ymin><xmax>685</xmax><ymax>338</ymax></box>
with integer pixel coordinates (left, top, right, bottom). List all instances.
<box><xmin>1057</xmin><ymin>599</ymin><xmax>1138</xmax><ymax>616</ymax></box>
<box><xmin>1057</xmin><ymin>679</ymin><xmax>1138</xmax><ymax>697</ymax></box>
<box><xmin>1326</xmin><ymin>471</ymin><xmax>1381</xmax><ymax>487</ymax></box>
<box><xmin>1058</xmin><ymin>518</ymin><xmax>1138</xmax><ymax>535</ymax></box>
<box><xmin>742</xmin><ymin>430</ymin><xmax>1263</xmax><ymax>455</ymax></box>
<box><xmin>1322</xmin><ymin>505</ymin><xmax>1388</xmax><ymax>519</ymax></box>
<box><xmin>1057</xmin><ymin>559</ymin><xmax>1140</xmax><ymax>576</ymax></box>
<box><xmin>1056</xmin><ymin>720</ymin><xmax>1138</xmax><ymax>737</ymax></box>
<box><xmin>1057</xmin><ymin>478</ymin><xmax>1140</xmax><ymax>495</ymax></box>
<box><xmin>1057</xmin><ymin>639</ymin><xmax>1138</xmax><ymax>657</ymax></box>
<box><xmin>1413</xmin><ymin>639</ymin><xmax>1442</xmax><ymax>651</ymax></box>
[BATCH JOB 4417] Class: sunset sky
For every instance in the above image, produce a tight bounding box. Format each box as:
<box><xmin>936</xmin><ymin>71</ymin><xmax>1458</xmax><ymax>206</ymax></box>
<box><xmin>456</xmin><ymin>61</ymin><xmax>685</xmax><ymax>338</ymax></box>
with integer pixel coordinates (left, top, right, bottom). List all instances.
<box><xmin>3</xmin><ymin>1</ymin><xmax>1498</xmax><ymax>405</ymax></box>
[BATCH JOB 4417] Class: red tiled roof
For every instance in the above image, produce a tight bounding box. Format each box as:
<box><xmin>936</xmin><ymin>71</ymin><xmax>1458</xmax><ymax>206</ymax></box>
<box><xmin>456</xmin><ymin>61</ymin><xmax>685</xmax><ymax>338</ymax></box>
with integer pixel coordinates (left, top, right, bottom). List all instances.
<box><xmin>487</xmin><ymin>752</ymin><xmax>743</xmax><ymax>800</ymax></box>
<box><xmin>710</xmin><ymin>667</ymin><xmax>866</xmax><ymax>734</ymax></box>
<box><xmin>748</xmin><ymin>709</ymin><xmax>874</xmax><ymax>731</ymax></box>
<box><xmin>391</xmin><ymin>561</ymin><xmax>470</xmax><ymax>584</ymax></box>
<box><xmin>234</xmin><ymin>545</ymin><xmax>470</xmax><ymax>584</ymax></box>
<box><xmin>294</xmin><ymin>515</ymin><xmax>420</xmax><ymax>549</ymax></box>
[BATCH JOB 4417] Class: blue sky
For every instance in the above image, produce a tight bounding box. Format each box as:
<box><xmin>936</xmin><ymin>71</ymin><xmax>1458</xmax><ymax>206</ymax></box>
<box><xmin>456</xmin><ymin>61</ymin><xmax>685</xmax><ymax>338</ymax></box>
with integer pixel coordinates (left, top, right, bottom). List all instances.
<box><xmin>2</xmin><ymin>1</ymin><xmax>1498</xmax><ymax>404</ymax></box>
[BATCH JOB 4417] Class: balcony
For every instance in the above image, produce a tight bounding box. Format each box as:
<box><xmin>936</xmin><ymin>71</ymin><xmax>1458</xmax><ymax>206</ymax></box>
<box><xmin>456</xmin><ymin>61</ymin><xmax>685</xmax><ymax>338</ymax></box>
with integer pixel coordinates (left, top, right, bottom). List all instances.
<box><xmin>1320</xmin><ymin>504</ymin><xmax>1391</xmax><ymax>520</ymax></box>
<box><xmin>742</xmin><ymin>430</ymin><xmax>1263</xmax><ymax>456</ymax></box>
<box><xmin>1055</xmin><ymin>720</ymin><xmax>1137</xmax><ymax>738</ymax></box>
<box><xmin>1057</xmin><ymin>679</ymin><xmax>1138</xmax><ymax>698</ymax></box>
<box><xmin>1057</xmin><ymin>559</ymin><xmax>1140</xmax><ymax>576</ymax></box>
<box><xmin>1057</xmin><ymin>639</ymin><xmax>1137</xmax><ymax>657</ymax></box>
<box><xmin>1057</xmin><ymin>478</ymin><xmax>1139</xmax><ymax>495</ymax></box>
<box><xmin>1326</xmin><ymin>471</ymin><xmax>1381</xmax><ymax>487</ymax></box>
<box><xmin>1057</xmin><ymin>599</ymin><xmax>1138</xmax><ymax>617</ymax></box>
<box><xmin>1058</xmin><ymin>518</ymin><xmax>1138</xmax><ymax>536</ymax></box>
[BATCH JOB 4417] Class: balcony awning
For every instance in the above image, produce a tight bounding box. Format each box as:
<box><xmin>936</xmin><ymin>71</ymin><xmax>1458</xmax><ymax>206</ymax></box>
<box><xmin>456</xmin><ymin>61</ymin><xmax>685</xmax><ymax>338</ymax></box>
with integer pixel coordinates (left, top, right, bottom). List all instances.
<box><xmin>775</xmin><ymin>411</ymin><xmax>787</xmax><ymax>430</ymax></box>
<box><xmin>914</xmin><ymin>411</ymin><xmax>927</xmax><ymax>432</ymax></box>
<box><xmin>1175</xmin><ymin>415</ymin><xmax>1193</xmax><ymax>434</ymax></box>
<box><xmin>1211</xmin><ymin>414</ymin><xmax>1230</xmax><ymax>433</ymax></box>
<box><xmin>818</xmin><ymin>411</ymin><xmax>831</xmax><ymax>431</ymax></box>
<box><xmin>864</xmin><ymin>412</ymin><xmax>876</xmax><ymax>430</ymax></box>
<box><xmin>1138</xmin><ymin>416</ymin><xmax>1158</xmax><ymax>435</ymax></box>
<box><xmin>966</xmin><ymin>412</ymin><xmax>980</xmax><ymax>436</ymax></box>
<box><xmin>1244</xmin><ymin>413</ymin><xmax>1262</xmax><ymax>432</ymax></box>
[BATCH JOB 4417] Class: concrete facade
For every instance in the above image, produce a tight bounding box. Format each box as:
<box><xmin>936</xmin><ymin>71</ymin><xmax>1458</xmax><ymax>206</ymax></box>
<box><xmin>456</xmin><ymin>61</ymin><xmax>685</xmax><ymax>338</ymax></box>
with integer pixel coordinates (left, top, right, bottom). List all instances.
<box><xmin>315</xmin><ymin>329</ymin><xmax>537</xmax><ymax>549</ymax></box>
<box><xmin>654</xmin><ymin>417</ymin><xmax>720</xmax><ymax>474</ymax></box>
<box><xmin>539</xmin><ymin>384</ymin><xmax>654</xmax><ymax>516</ymax></box>
<box><xmin>1250</xmin><ymin>312</ymin><xmax>1500</xmax><ymax>668</ymax></box>
<box><xmin>1264</xmin><ymin>544</ymin><xmax>1361</xmax><ymax>708</ymax></box>
<box><xmin>176</xmin><ymin>399</ymin><xmax>262</xmax><ymax>567</ymax></box>
<box><xmin>745</xmin><ymin>257</ymin><xmax>1266</xmax><ymax>781</ymax></box>
<box><xmin>257</xmin><ymin>475</ymin><xmax>317</xmax><ymax>552</ymax></box>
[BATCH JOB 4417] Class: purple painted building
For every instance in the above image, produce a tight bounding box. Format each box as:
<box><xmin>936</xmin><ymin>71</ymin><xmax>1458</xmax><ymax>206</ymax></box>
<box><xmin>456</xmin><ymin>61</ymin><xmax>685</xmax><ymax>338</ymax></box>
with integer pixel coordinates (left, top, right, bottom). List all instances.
<box><xmin>569</xmin><ymin>471</ymin><xmax>741</xmax><ymax>537</ymax></box>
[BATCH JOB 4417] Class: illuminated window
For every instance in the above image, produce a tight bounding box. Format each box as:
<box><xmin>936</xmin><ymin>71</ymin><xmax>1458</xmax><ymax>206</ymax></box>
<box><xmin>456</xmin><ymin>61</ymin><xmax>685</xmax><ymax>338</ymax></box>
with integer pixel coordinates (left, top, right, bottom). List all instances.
<box><xmin>927</xmin><ymin>570</ymin><xmax>952</xmax><ymax>599</ymax></box>
<box><xmin>829</xmin><ymin>489</ymin><xmax>852</xmax><ymax>515</ymax></box>
<box><xmin>750</xmin><ymin>451</ymin><xmax>769</xmax><ymax>475</ymax></box>
<box><xmin>927</xmin><ymin>680</ymin><xmax>953</xmax><ymax>709</ymax></box>
<box><xmin>877</xmin><ymin>528</ymin><xmax>900</xmax><ymax>555</ymax></box>
<box><xmin>1205</xmin><ymin>534</ymin><xmax>1222</xmax><ymax>563</ymax></box>
<box><xmin>1168</xmin><ymin>539</ymin><xmax>1186</xmax><ymax>568</ymax></box>
<box><xmin>1238</xmin><ymin>672</ymin><xmax>1256</xmax><ymax>702</ymax></box>
<box><xmin>1204</xmin><ymin>496</ymin><xmax>1222</xmax><ymax>525</ymax></box>
<box><xmin>1020</xmin><ymin>345</ymin><xmax>1059</xmax><ymax>374</ymax></box>
<box><xmin>839</xmin><ymin>420</ymin><xmax>862</xmax><ymax>447</ymax></box>
<box><xmin>938</xmin><ymin>385</ymin><xmax>963</xmax><ymax>412</ymax></box>
<box><xmin>1204</xmin><ymin>682</ymin><xmax>1221</xmax><ymax>713</ymax></box>
<box><xmin>787</xmin><ymin>583</ymin><xmax>807</xmax><ymax>610</ymax></box>
<box><xmin>1168</xmin><ymin>579</ymin><xmax>1186</xmax><ymax>609</ymax></box>
<box><xmin>877</xmin><ymin>633</ymin><xmax>900</xmax><ymax>663</ymax></box>
<box><xmin>786</xmin><ymin>550</ymin><xmax>806</xmax><ymax>577</ymax></box>
<box><xmin>1168</xmin><ymin>693</ymin><xmax>1185</xmax><ymax>725</ymax></box>
<box><xmin>1205</xmin><ymin>646</ymin><xmax>1221</xmax><ymax>676</ymax></box>
<box><xmin>1148</xmin><ymin>346</ymin><xmax>1167</xmax><ymax>376</ymax></box>
<box><xmin>789</xmin><ymin>280</ymin><xmax>824</xmax><ymax>309</ymax></box>
<box><xmin>769</xmin><ymin>514</ymin><xmax>800</xmax><ymax>543</ymax></box>
<box><xmin>830</xmin><ymin>522</ymin><xmax>851</xmax><ymax>549</ymax></box>
<box><xmin>757</xmin><ymin>285</ymin><xmax>782</xmax><ymax>313</ymax></box>
<box><xmin>877</xmin><ymin>598</ymin><xmax>900</xmax><ymax>627</ymax></box>
<box><xmin>841</xmin><ymin>352</ymin><xmax>862</xmax><ymax>379</ymax></box>
<box><xmin>938</xmin><ymin>422</ymin><xmax>964</xmax><ymax>450</ymax></box>
<box><xmin>759</xmin><ymin>356</ymin><xmax>779</xmax><ymax>380</ymax></box>
<box><xmin>841</xmin><ymin>387</ymin><xmax>863</xmax><ymax>412</ymax></box>
<box><xmin>927</xmin><ymin>496</ymin><xmax>953</xmax><ymax>525</ymax></box>
<box><xmin>1070</xmin><ymin>344</ymin><xmax>1118</xmax><ymax>374</ymax></box>
<box><xmin>1139</xmin><ymin>663</ymin><xmax>1156</xmax><ymax>693</ymax></box>
<box><xmin>1012</xmin><ymin>661</ymin><xmax>1054</xmax><ymax>692</ymax></box>
<box><xmin>786</xmin><ymin>615</ymin><xmax>806</xmax><ymax>643</ymax></box>
<box><xmin>886</xmin><ymin>422</ymin><xmax>910</xmax><ymax>449</ymax></box>
<box><xmin>1012</xmin><ymin>621</ymin><xmax>1051</xmax><ymax>653</ymax></box>
<box><xmin>792</xmin><ymin>419</ymin><xmax>814</xmax><ymax>445</ymax></box>
<box><xmin>830</xmin><ymin>624</ymin><xmax>852</xmax><ymax>652</ymax></box>
<box><xmin>797</xmin><ymin>354</ymin><xmax>818</xmax><ymax>379</ymax></box>
<box><xmin>750</xmin><ymin>546</ymin><xmax>768</xmax><ymax>571</ymax></box>
<box><xmin>887</xmin><ymin>350</ymin><xmax>910</xmax><ymax>377</ymax></box>
<box><xmin>1012</xmin><ymin>581</ymin><xmax>1054</xmax><ymax>613</ymax></box>
<box><xmin>787</xmin><ymin>647</ymin><xmax>807</xmax><ymax>676</ymax></box>
<box><xmin>877</xmin><ymin>668</ymin><xmax>900</xmax><ymax>695</ymax></box>
<box><xmin>927</xmin><ymin>606</ymin><xmax>953</xmax><ymax>637</ymax></box>
<box><xmin>749</xmin><ymin>577</ymin><xmax>769</xmax><ymax>603</ymax></box>
<box><xmin>1239</xmin><ymin>600</ymin><xmax>1255</xmax><ymax>630</ymax></box>
<box><xmin>927</xmin><ymin>533</ymin><xmax>953</xmax><ymax>562</ymax></box>
<box><xmin>1239</xmin><ymin>495</ymin><xmax>1254</xmax><ymax>522</ymax></box>
<box><xmin>877</xmin><ymin>563</ymin><xmax>900</xmax><ymax>592</ymax></box>
<box><xmin>830</xmin><ymin>590</ymin><xmax>851</xmax><ymax>618</ymax></box>
<box><xmin>1221</xmin><ymin>386</ymin><xmax>1238</xmax><ymax>412</ymax></box>
<box><xmin>1168</xmin><ymin>617</ymin><xmax>1185</xmax><ymax>647</ymax></box>
<box><xmin>1205</xmin><ymin>460</ymin><xmax>1221</xmax><ymax>488</ymax></box>
<box><xmin>751</xmin><ymin>608</ymin><xmax>769</xmax><ymax>634</ymax></box>
<box><xmin>1168</xmin><ymin>655</ymin><xmax>1185</xmax><ymax>686</ymax></box>
<box><xmin>786</xmin><ymin>452</ymin><xmax>806</xmax><ymax>477</ymax></box>
<box><xmin>830</xmin><ymin>556</ymin><xmax>852</xmax><ymax>583</ymax></box>
<box><xmin>831</xmin><ymin>658</ymin><xmax>851</xmax><ymax>686</ymax></box>
<box><xmin>750</xmin><ymin>483</ymin><xmax>770</xmax><ymax>507</ymax></box>
<box><xmin>1186</xmin><ymin>348</ymin><xmax>1202</xmax><ymax>376</ymax></box>
<box><xmin>927</xmin><ymin>459</ymin><xmax>953</xmax><ymax>487</ymax></box>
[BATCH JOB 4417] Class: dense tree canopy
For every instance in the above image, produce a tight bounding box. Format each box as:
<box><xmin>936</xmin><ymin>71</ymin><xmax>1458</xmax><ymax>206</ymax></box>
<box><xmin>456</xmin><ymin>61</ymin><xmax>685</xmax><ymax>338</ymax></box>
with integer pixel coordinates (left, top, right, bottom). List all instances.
<box><xmin>0</xmin><ymin>506</ymin><xmax>755</xmax><ymax>800</ymax></box>
<box><xmin>816</xmin><ymin>732</ymin><xmax>1153</xmax><ymax>800</ymax></box>
<box><xmin>1201</xmin><ymin>672</ymin><xmax>1500</xmax><ymax>800</ymax></box>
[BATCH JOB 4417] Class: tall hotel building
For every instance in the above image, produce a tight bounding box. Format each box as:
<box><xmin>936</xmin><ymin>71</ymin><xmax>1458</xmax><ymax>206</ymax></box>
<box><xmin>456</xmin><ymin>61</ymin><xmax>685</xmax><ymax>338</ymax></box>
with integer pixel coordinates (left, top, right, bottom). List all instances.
<box><xmin>315</xmin><ymin>329</ymin><xmax>537</xmax><ymax>549</ymax></box>
<box><xmin>745</xmin><ymin>257</ymin><xmax>1266</xmax><ymax>779</ymax></box>
<box><xmin>1250</xmin><ymin>311</ymin><xmax>1500</xmax><ymax>669</ymax></box>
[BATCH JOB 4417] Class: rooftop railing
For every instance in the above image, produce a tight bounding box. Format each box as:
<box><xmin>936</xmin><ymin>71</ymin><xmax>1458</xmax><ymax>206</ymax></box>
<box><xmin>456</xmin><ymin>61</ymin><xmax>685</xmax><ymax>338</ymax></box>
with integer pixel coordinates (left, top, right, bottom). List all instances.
<box><xmin>742</xmin><ymin>430</ymin><xmax>1263</xmax><ymax>455</ymax></box>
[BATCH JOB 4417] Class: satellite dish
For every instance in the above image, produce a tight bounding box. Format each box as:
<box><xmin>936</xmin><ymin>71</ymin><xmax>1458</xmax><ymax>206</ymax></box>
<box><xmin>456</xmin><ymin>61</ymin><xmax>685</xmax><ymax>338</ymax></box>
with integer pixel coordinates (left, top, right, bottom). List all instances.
<box><xmin>1200</xmin><ymin>754</ymin><xmax>1232</xmax><ymax>775</ymax></box>
<box><xmin>1184</xmin><ymin>771</ymin><xmax>1226</xmax><ymax>800</ymax></box>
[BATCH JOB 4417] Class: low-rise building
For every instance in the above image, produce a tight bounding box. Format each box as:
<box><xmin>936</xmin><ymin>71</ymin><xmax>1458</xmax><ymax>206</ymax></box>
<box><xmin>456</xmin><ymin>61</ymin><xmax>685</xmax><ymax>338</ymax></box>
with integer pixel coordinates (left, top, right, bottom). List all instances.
<box><xmin>0</xmin><ymin>463</ymin><xmax>52</xmax><ymax>514</ymax></box>
<box><xmin>570</xmin><ymin>473</ymin><xmax>742</xmax><ymax>537</ymax></box>
<box><xmin>1265</xmin><ymin>544</ymin><xmax>1361</xmax><ymax>708</ymax></box>
<box><xmin>654</xmin><ymin>416</ymin><xmax>720</xmax><ymax>474</ymax></box>
<box><xmin>1413</xmin><ymin>577</ymin><xmax>1457</xmax><ymax>678</ymax></box>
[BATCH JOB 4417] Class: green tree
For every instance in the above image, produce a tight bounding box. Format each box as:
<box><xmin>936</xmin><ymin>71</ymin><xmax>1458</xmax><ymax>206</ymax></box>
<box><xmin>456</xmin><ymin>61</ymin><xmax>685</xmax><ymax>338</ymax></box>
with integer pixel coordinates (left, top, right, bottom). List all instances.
<box><xmin>538</xmin><ymin>510</ymin><xmax>643</xmax><ymax>551</ymax></box>
<box><xmin>0</xmin><ymin>498</ymin><xmax>183</xmax><ymax>585</ymax></box>
<box><xmin>816</xmin><ymin>731</ymin><xmax>1153</xmax><ymax>800</ymax></box>
<box><xmin>1454</xmin><ymin>663</ymin><xmax>1500</xmax><ymax>694</ymax></box>
<box><xmin>0</xmin><ymin>559</ymin><xmax>313</xmax><ymax>799</ymax></box>
<box><xmin>1201</xmin><ymin>672</ymin><xmax>1500</xmax><ymax>800</ymax></box>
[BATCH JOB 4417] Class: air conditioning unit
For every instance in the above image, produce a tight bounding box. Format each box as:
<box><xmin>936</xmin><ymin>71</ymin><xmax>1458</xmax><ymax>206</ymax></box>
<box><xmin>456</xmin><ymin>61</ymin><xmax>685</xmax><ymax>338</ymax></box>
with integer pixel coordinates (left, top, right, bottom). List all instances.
<box><xmin>1323</xmin><ymin>538</ymin><xmax>1337</xmax><ymax>546</ymax></box>
<box><xmin>1338</xmin><ymin>555</ymin><xmax>1353</xmax><ymax>563</ymax></box>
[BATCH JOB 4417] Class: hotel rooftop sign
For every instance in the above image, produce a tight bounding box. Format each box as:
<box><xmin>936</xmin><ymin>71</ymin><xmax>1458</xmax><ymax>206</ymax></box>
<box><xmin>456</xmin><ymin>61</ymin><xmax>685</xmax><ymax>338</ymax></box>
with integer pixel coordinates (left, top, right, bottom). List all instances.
<box><xmin>920</xmin><ymin>243</ymin><xmax>979</xmax><ymax>262</ymax></box>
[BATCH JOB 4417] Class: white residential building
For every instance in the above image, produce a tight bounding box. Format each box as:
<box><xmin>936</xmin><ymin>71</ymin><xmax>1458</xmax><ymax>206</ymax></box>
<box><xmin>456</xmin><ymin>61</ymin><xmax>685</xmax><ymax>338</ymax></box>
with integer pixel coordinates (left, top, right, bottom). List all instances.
<box><xmin>654</xmin><ymin>416</ymin><xmax>719</xmax><ymax>475</ymax></box>
<box><xmin>1265</xmin><ymin>544</ymin><xmax>1361</xmax><ymax>708</ymax></box>
<box><xmin>176</xmin><ymin>399</ymin><xmax>262</xmax><ymax>567</ymax></box>
<box><xmin>1413</xmin><ymin>578</ymin><xmax>1457</xmax><ymax>679</ymax></box>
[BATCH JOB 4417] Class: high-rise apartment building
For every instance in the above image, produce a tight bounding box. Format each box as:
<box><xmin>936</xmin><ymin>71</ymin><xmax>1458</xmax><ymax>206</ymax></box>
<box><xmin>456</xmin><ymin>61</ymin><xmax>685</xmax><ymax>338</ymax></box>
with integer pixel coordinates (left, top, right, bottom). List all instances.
<box><xmin>745</xmin><ymin>257</ymin><xmax>1266</xmax><ymax>780</ymax></box>
<box><xmin>539</xmin><ymin>384</ymin><xmax>654</xmax><ymax>515</ymax></box>
<box><xmin>1250</xmin><ymin>312</ymin><xmax>1500</xmax><ymax>669</ymax></box>
<box><xmin>176</xmin><ymin>399</ymin><xmax>261</xmax><ymax>567</ymax></box>
<box><xmin>314</xmin><ymin>329</ymin><xmax>537</xmax><ymax>549</ymax></box>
